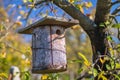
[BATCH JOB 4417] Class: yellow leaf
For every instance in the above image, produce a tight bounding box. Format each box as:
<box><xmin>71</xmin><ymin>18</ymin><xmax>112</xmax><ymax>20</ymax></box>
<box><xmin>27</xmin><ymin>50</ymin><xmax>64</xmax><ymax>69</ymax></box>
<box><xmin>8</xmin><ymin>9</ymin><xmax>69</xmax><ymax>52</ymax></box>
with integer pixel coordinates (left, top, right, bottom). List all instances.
<box><xmin>69</xmin><ymin>0</ymin><xmax>74</xmax><ymax>3</ymax></box>
<box><xmin>100</xmin><ymin>58</ymin><xmax>105</xmax><ymax>64</ymax></box>
<box><xmin>78</xmin><ymin>5</ymin><xmax>84</xmax><ymax>13</ymax></box>
<box><xmin>85</xmin><ymin>2</ymin><xmax>93</xmax><ymax>8</ymax></box>
<box><xmin>0</xmin><ymin>73</ymin><xmax>8</xmax><ymax>78</ymax></box>
<box><xmin>15</xmin><ymin>21</ymin><xmax>22</xmax><ymax>26</ymax></box>
<box><xmin>0</xmin><ymin>51</ymin><xmax>6</xmax><ymax>58</ymax></box>
<box><xmin>19</xmin><ymin>10</ymin><xmax>25</xmax><ymax>15</ymax></box>
<box><xmin>78</xmin><ymin>52</ymin><xmax>91</xmax><ymax>67</ymax></box>
<box><xmin>53</xmin><ymin>9</ymin><xmax>57</xmax><ymax>13</ymax></box>
<box><xmin>41</xmin><ymin>74</ymin><xmax>48</xmax><ymax>80</ymax></box>
<box><xmin>84</xmin><ymin>61</ymin><xmax>91</xmax><ymax>67</ymax></box>
<box><xmin>71</xmin><ymin>25</ymin><xmax>80</xmax><ymax>30</ymax></box>
<box><xmin>98</xmin><ymin>71</ymin><xmax>107</xmax><ymax>80</ymax></box>
<box><xmin>78</xmin><ymin>52</ymin><xmax>88</xmax><ymax>63</ymax></box>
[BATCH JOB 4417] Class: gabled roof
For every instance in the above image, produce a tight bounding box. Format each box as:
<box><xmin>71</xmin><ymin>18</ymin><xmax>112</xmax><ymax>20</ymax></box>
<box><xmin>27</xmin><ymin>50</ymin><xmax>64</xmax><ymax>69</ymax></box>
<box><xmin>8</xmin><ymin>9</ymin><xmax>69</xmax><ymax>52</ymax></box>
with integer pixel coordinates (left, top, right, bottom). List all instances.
<box><xmin>17</xmin><ymin>16</ymin><xmax>79</xmax><ymax>34</ymax></box>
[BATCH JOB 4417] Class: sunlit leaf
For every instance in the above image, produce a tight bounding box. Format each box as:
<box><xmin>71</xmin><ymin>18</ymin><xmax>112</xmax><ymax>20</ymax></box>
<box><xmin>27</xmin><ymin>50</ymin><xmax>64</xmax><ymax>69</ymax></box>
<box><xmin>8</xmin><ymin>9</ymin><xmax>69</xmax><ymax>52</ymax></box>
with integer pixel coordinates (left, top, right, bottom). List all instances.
<box><xmin>1</xmin><ymin>52</ymin><xmax>6</xmax><ymax>58</ymax></box>
<box><xmin>100</xmin><ymin>58</ymin><xmax>105</xmax><ymax>64</ymax></box>
<box><xmin>98</xmin><ymin>71</ymin><xmax>107</xmax><ymax>80</ymax></box>
<box><xmin>28</xmin><ymin>0</ymin><xmax>33</xmax><ymax>2</ymax></box>
<box><xmin>113</xmin><ymin>74</ymin><xmax>120</xmax><ymax>80</ymax></box>
<box><xmin>0</xmin><ymin>73</ymin><xmax>8</xmax><ymax>78</ymax></box>
<box><xmin>84</xmin><ymin>2</ymin><xmax>93</xmax><ymax>8</ymax></box>
<box><xmin>112</xmin><ymin>23</ymin><xmax>120</xmax><ymax>28</ymax></box>
<box><xmin>93</xmin><ymin>68</ymin><xmax>98</xmax><ymax>77</ymax></box>
<box><xmin>107</xmin><ymin>36</ymin><xmax>112</xmax><ymax>41</ymax></box>
<box><xmin>78</xmin><ymin>5</ymin><xmax>84</xmax><ymax>13</ymax></box>
<box><xmin>116</xmin><ymin>63</ymin><xmax>120</xmax><ymax>69</ymax></box>
<box><xmin>24</xmin><ymin>71</ymin><xmax>30</xmax><ymax>80</ymax></box>
<box><xmin>78</xmin><ymin>52</ymin><xmax>91</xmax><ymax>67</ymax></box>
<box><xmin>41</xmin><ymin>74</ymin><xmax>48</xmax><ymax>80</ymax></box>
<box><xmin>19</xmin><ymin>11</ymin><xmax>25</xmax><ymax>15</ymax></box>
<box><xmin>69</xmin><ymin>0</ymin><xmax>74</xmax><ymax>3</ymax></box>
<box><xmin>99</xmin><ymin>23</ymin><xmax>105</xmax><ymax>27</ymax></box>
<box><xmin>23</xmin><ymin>0</ymin><xmax>27</xmax><ymax>3</ymax></box>
<box><xmin>71</xmin><ymin>25</ymin><xmax>80</xmax><ymax>30</ymax></box>
<box><xmin>106</xmin><ymin>64</ymin><xmax>111</xmax><ymax>70</ymax></box>
<box><xmin>15</xmin><ymin>21</ymin><xmax>22</xmax><ymax>26</ymax></box>
<box><xmin>105</xmin><ymin>21</ymin><xmax>110</xmax><ymax>25</ymax></box>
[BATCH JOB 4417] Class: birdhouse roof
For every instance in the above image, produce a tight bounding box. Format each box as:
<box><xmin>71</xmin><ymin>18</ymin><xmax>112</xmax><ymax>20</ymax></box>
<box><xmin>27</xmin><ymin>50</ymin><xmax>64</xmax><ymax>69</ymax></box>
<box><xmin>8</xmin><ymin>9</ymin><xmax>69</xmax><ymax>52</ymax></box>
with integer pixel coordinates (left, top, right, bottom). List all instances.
<box><xmin>17</xmin><ymin>16</ymin><xmax>79</xmax><ymax>34</ymax></box>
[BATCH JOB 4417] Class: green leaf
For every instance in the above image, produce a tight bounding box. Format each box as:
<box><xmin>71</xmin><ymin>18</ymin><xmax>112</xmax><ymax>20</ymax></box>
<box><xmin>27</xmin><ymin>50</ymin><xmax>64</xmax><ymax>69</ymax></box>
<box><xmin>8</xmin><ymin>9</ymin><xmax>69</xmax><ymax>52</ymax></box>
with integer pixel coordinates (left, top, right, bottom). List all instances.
<box><xmin>112</xmin><ymin>23</ymin><xmax>120</xmax><ymax>28</ymax></box>
<box><xmin>107</xmin><ymin>36</ymin><xmax>112</xmax><ymax>41</ymax></box>
<box><xmin>93</xmin><ymin>69</ymin><xmax>98</xmax><ymax>77</ymax></box>
<box><xmin>105</xmin><ymin>21</ymin><xmax>110</xmax><ymax>25</ymax></box>
<box><xmin>24</xmin><ymin>71</ymin><xmax>30</xmax><ymax>80</ymax></box>
<box><xmin>116</xmin><ymin>63</ymin><xmax>120</xmax><ymax>69</ymax></box>
<box><xmin>106</xmin><ymin>64</ymin><xmax>111</xmax><ymax>70</ymax></box>
<box><xmin>113</xmin><ymin>74</ymin><xmax>120</xmax><ymax>80</ymax></box>
<box><xmin>29</xmin><ymin>0</ymin><xmax>33</xmax><ymax>2</ymax></box>
<box><xmin>78</xmin><ymin>68</ymin><xmax>83</xmax><ymax>74</ymax></box>
<box><xmin>99</xmin><ymin>23</ymin><xmax>105</xmax><ymax>27</ymax></box>
<box><xmin>71</xmin><ymin>60</ymin><xmax>82</xmax><ymax>63</ymax></box>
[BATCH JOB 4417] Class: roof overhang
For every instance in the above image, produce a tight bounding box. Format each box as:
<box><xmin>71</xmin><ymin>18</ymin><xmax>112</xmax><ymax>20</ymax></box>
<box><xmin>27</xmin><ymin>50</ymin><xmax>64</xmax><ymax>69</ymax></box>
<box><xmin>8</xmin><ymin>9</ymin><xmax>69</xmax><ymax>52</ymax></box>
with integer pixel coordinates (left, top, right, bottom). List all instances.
<box><xmin>17</xmin><ymin>16</ymin><xmax>79</xmax><ymax>34</ymax></box>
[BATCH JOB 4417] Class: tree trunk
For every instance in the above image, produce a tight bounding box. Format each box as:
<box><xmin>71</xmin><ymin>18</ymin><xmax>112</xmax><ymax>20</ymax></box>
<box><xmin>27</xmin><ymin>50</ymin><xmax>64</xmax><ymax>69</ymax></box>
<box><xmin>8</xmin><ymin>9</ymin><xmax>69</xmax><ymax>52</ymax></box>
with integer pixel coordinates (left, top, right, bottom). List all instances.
<box><xmin>89</xmin><ymin>27</ymin><xmax>112</xmax><ymax>79</ymax></box>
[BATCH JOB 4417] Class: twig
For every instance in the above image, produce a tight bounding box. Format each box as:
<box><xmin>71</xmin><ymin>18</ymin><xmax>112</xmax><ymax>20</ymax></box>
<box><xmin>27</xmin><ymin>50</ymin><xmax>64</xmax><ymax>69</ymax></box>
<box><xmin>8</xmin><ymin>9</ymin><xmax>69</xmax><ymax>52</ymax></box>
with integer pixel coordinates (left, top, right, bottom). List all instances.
<box><xmin>77</xmin><ymin>72</ymin><xmax>92</xmax><ymax>80</ymax></box>
<box><xmin>111</xmin><ymin>1</ymin><xmax>120</xmax><ymax>7</ymax></box>
<box><xmin>5</xmin><ymin>42</ymin><xmax>23</xmax><ymax>54</ymax></box>
<box><xmin>112</xmin><ymin>7</ymin><xmax>120</xmax><ymax>15</ymax></box>
<box><xmin>24</xmin><ymin>8</ymin><xmax>33</xmax><ymax>26</ymax></box>
<box><xmin>34</xmin><ymin>0</ymin><xmax>51</xmax><ymax>6</ymax></box>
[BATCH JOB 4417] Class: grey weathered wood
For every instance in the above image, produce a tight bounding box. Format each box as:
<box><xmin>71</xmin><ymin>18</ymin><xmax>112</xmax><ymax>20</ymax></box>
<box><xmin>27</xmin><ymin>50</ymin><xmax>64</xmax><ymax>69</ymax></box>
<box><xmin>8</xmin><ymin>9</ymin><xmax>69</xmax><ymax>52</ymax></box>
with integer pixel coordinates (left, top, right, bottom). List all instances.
<box><xmin>17</xmin><ymin>17</ymin><xmax>78</xmax><ymax>73</ymax></box>
<box><xmin>17</xmin><ymin>16</ymin><xmax>79</xmax><ymax>34</ymax></box>
<box><xmin>32</xmin><ymin>26</ymin><xmax>67</xmax><ymax>73</ymax></box>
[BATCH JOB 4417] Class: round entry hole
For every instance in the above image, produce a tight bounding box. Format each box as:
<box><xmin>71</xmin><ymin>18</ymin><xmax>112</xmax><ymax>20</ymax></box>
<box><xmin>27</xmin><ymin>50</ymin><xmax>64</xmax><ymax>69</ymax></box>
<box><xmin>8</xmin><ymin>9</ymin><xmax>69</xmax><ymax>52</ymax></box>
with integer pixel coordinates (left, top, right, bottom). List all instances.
<box><xmin>56</xmin><ymin>29</ymin><xmax>61</xmax><ymax>35</ymax></box>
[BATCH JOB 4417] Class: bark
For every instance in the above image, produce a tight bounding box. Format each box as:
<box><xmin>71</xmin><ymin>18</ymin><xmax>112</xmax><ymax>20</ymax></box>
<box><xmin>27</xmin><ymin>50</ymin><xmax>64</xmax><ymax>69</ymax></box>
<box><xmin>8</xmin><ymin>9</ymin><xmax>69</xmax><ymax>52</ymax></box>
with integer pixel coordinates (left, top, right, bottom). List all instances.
<box><xmin>95</xmin><ymin>0</ymin><xmax>111</xmax><ymax>24</ymax></box>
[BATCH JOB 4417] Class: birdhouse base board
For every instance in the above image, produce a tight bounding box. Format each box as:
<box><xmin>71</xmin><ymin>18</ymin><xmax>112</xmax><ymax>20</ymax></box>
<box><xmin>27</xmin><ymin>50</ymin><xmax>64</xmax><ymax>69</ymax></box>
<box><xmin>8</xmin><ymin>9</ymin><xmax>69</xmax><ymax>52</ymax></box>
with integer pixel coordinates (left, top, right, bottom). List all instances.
<box><xmin>32</xmin><ymin>68</ymin><xmax>67</xmax><ymax>74</ymax></box>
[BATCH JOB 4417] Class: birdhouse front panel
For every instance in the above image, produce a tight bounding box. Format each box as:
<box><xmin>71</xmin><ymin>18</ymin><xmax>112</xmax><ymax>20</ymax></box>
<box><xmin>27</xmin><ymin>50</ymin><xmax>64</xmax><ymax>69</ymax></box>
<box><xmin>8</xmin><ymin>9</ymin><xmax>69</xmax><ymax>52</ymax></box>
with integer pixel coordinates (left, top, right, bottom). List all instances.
<box><xmin>32</xmin><ymin>26</ymin><xmax>67</xmax><ymax>73</ymax></box>
<box><xmin>17</xmin><ymin>16</ymin><xmax>79</xmax><ymax>74</ymax></box>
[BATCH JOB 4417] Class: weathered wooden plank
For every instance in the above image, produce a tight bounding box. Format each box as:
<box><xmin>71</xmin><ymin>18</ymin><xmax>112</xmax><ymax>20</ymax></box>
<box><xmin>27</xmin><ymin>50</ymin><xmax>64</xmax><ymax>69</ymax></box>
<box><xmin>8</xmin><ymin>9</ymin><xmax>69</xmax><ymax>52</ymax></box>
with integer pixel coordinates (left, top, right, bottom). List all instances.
<box><xmin>32</xmin><ymin>26</ymin><xmax>67</xmax><ymax>73</ymax></box>
<box><xmin>17</xmin><ymin>16</ymin><xmax>79</xmax><ymax>34</ymax></box>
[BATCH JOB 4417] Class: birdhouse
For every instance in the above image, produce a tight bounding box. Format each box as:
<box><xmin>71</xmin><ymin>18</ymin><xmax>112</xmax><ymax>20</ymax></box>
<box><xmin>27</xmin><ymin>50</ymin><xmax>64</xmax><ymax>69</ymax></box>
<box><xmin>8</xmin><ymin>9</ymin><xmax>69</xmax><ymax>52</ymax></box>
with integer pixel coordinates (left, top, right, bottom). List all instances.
<box><xmin>18</xmin><ymin>16</ymin><xmax>78</xmax><ymax>73</ymax></box>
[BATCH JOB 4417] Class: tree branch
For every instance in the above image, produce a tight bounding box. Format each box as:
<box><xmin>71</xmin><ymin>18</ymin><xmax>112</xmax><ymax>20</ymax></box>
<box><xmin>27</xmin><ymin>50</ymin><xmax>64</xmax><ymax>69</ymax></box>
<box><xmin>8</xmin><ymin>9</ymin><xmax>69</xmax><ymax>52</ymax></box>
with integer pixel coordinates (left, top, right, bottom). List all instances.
<box><xmin>112</xmin><ymin>7</ymin><xmax>120</xmax><ymax>15</ymax></box>
<box><xmin>111</xmin><ymin>1</ymin><xmax>120</xmax><ymax>6</ymax></box>
<box><xmin>35</xmin><ymin>0</ymin><xmax>96</xmax><ymax>34</ymax></box>
<box><xmin>95</xmin><ymin>0</ymin><xmax>111</xmax><ymax>24</ymax></box>
<box><xmin>52</xmin><ymin>0</ymin><xmax>96</xmax><ymax>31</ymax></box>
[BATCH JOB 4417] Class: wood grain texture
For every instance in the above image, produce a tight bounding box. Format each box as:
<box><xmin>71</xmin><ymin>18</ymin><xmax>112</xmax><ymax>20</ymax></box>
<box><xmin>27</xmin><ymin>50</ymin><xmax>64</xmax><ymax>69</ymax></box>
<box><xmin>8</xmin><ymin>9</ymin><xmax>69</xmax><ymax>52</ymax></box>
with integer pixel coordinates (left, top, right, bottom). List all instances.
<box><xmin>32</xmin><ymin>26</ymin><xmax>67</xmax><ymax>73</ymax></box>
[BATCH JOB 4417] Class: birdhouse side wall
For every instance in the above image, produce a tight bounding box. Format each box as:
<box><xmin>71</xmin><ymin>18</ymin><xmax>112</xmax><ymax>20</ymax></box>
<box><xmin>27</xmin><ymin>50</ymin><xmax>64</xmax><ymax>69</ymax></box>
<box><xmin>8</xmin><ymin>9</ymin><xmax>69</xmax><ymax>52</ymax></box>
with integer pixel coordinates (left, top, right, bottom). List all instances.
<box><xmin>32</xmin><ymin>26</ymin><xmax>67</xmax><ymax>73</ymax></box>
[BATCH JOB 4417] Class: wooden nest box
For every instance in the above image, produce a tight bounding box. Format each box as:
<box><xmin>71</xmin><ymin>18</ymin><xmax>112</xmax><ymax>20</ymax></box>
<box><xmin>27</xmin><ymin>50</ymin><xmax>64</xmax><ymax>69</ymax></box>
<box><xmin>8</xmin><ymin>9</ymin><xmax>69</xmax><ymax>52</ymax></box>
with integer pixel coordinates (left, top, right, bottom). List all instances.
<box><xmin>18</xmin><ymin>16</ymin><xmax>79</xmax><ymax>73</ymax></box>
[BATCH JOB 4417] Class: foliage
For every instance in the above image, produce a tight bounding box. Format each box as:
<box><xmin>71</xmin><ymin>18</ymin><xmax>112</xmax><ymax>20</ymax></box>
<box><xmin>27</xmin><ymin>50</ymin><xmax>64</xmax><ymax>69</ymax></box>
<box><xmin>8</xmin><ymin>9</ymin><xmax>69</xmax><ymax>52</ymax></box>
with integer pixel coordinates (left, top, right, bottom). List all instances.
<box><xmin>0</xmin><ymin>3</ymin><xmax>31</xmax><ymax>80</ymax></box>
